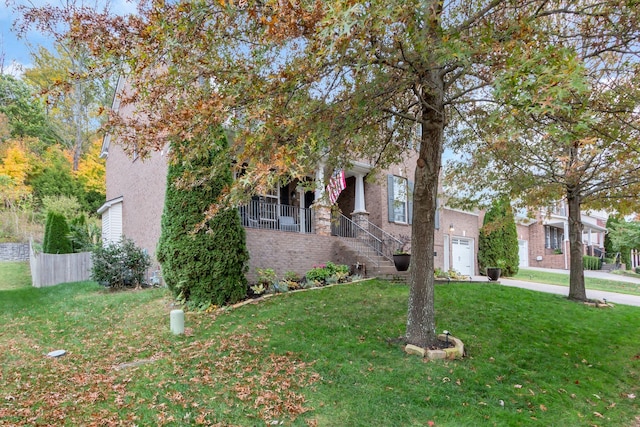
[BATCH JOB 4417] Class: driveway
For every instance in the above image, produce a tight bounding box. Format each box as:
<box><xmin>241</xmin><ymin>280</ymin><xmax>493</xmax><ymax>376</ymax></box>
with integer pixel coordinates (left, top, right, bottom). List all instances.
<box><xmin>473</xmin><ymin>267</ymin><xmax>640</xmax><ymax>307</ymax></box>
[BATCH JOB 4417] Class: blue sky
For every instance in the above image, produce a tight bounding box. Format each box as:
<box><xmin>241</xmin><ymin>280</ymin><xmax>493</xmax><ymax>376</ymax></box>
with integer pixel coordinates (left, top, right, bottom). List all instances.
<box><xmin>1</xmin><ymin>1</ymin><xmax>136</xmax><ymax>76</ymax></box>
<box><xmin>1</xmin><ymin>3</ymin><xmax>51</xmax><ymax>74</ymax></box>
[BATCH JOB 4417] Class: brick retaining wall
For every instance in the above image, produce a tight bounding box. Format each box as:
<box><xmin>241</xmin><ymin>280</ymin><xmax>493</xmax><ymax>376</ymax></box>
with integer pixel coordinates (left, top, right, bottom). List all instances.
<box><xmin>0</xmin><ymin>243</ymin><xmax>30</xmax><ymax>262</ymax></box>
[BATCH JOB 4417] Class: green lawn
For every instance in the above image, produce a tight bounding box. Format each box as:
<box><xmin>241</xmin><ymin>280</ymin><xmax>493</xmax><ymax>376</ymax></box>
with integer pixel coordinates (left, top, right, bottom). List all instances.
<box><xmin>1</xmin><ymin>274</ymin><xmax>639</xmax><ymax>426</ymax></box>
<box><xmin>513</xmin><ymin>268</ymin><xmax>640</xmax><ymax>296</ymax></box>
<box><xmin>0</xmin><ymin>261</ymin><xmax>31</xmax><ymax>290</ymax></box>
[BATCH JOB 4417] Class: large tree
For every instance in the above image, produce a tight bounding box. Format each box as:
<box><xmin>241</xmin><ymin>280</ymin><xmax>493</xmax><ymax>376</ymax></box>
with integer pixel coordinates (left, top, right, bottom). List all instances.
<box><xmin>21</xmin><ymin>0</ymin><xmax>640</xmax><ymax>347</ymax></box>
<box><xmin>446</xmin><ymin>21</ymin><xmax>640</xmax><ymax>301</ymax></box>
<box><xmin>0</xmin><ymin>74</ymin><xmax>57</xmax><ymax>147</ymax></box>
<box><xmin>23</xmin><ymin>44</ymin><xmax>113</xmax><ymax>171</ymax></box>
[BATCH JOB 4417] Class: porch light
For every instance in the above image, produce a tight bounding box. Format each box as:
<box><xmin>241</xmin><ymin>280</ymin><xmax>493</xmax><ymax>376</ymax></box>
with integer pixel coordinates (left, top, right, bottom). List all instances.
<box><xmin>449</xmin><ymin>224</ymin><xmax>455</xmax><ymax>232</ymax></box>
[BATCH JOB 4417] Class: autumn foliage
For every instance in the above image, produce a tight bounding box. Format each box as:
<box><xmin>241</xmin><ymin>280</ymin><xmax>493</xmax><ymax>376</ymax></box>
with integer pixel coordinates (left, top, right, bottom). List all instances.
<box><xmin>16</xmin><ymin>0</ymin><xmax>640</xmax><ymax>344</ymax></box>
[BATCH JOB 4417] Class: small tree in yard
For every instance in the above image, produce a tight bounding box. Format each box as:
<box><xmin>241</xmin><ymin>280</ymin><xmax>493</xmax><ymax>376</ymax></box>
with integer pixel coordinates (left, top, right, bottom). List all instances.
<box><xmin>157</xmin><ymin>129</ymin><xmax>249</xmax><ymax>309</ymax></box>
<box><xmin>91</xmin><ymin>237</ymin><xmax>150</xmax><ymax>289</ymax></box>
<box><xmin>478</xmin><ymin>198</ymin><xmax>519</xmax><ymax>277</ymax></box>
<box><xmin>42</xmin><ymin>211</ymin><xmax>72</xmax><ymax>254</ymax></box>
<box><xmin>605</xmin><ymin>218</ymin><xmax>640</xmax><ymax>270</ymax></box>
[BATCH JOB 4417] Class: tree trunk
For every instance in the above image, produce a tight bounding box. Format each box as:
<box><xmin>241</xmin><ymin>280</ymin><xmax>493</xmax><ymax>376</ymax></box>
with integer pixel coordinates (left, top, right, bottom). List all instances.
<box><xmin>72</xmin><ymin>81</ymin><xmax>84</xmax><ymax>172</ymax></box>
<box><xmin>567</xmin><ymin>192</ymin><xmax>587</xmax><ymax>301</ymax></box>
<box><xmin>405</xmin><ymin>76</ymin><xmax>445</xmax><ymax>348</ymax></box>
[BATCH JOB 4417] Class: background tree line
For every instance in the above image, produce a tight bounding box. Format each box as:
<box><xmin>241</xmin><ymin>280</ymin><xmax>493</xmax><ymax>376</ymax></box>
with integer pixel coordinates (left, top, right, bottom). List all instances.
<box><xmin>0</xmin><ymin>42</ymin><xmax>112</xmax><ymax>246</ymax></box>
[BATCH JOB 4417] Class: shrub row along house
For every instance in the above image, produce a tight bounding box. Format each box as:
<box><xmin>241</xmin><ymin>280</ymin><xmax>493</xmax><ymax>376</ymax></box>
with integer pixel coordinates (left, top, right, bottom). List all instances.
<box><xmin>97</xmin><ymin>83</ymin><xmax>607</xmax><ymax>282</ymax></box>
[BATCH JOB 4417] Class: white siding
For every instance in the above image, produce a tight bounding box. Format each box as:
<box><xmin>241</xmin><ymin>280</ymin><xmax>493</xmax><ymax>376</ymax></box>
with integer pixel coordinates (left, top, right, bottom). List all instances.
<box><xmin>101</xmin><ymin>200</ymin><xmax>123</xmax><ymax>244</ymax></box>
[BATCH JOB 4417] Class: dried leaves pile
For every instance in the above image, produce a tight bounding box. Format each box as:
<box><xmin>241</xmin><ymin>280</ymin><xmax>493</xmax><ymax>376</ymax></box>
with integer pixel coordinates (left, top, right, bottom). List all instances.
<box><xmin>0</xmin><ymin>297</ymin><xmax>320</xmax><ymax>426</ymax></box>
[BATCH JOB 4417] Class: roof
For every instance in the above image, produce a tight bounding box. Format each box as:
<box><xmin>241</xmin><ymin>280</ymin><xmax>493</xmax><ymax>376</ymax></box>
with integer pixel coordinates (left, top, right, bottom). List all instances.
<box><xmin>97</xmin><ymin>196</ymin><xmax>124</xmax><ymax>215</ymax></box>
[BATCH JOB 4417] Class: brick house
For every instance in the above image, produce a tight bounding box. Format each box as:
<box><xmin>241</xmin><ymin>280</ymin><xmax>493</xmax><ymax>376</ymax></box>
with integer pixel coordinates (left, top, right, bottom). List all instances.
<box><xmin>97</xmin><ymin>78</ymin><xmax>481</xmax><ymax>282</ymax></box>
<box><xmin>97</xmin><ymin>134</ymin><xmax>481</xmax><ymax>282</ymax></box>
<box><xmin>515</xmin><ymin>203</ymin><xmax>607</xmax><ymax>270</ymax></box>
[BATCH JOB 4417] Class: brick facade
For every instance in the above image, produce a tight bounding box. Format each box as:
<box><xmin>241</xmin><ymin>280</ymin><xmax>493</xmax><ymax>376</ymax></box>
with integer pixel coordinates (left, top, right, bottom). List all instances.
<box><xmin>102</xmin><ymin>129</ymin><xmax>481</xmax><ymax>279</ymax></box>
<box><xmin>245</xmin><ymin>229</ymin><xmax>353</xmax><ymax>282</ymax></box>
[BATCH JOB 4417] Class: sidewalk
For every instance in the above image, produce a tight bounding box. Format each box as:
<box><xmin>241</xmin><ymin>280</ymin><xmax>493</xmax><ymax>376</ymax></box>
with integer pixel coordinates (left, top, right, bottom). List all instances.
<box><xmin>473</xmin><ymin>267</ymin><xmax>640</xmax><ymax>307</ymax></box>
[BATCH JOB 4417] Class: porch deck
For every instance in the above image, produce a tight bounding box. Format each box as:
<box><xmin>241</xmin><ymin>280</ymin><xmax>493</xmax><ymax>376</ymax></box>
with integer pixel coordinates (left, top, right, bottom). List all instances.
<box><xmin>239</xmin><ymin>200</ymin><xmax>315</xmax><ymax>233</ymax></box>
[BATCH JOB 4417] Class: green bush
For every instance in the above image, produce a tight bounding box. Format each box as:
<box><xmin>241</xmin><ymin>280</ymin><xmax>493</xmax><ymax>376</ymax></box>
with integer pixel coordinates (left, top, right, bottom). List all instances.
<box><xmin>478</xmin><ymin>197</ymin><xmax>519</xmax><ymax>276</ymax></box>
<box><xmin>582</xmin><ymin>255</ymin><xmax>601</xmax><ymax>271</ymax></box>
<box><xmin>68</xmin><ymin>214</ymin><xmax>101</xmax><ymax>252</ymax></box>
<box><xmin>157</xmin><ymin>129</ymin><xmax>249</xmax><ymax>309</ymax></box>
<box><xmin>305</xmin><ymin>261</ymin><xmax>350</xmax><ymax>284</ymax></box>
<box><xmin>91</xmin><ymin>237</ymin><xmax>151</xmax><ymax>289</ymax></box>
<box><xmin>42</xmin><ymin>211</ymin><xmax>72</xmax><ymax>254</ymax></box>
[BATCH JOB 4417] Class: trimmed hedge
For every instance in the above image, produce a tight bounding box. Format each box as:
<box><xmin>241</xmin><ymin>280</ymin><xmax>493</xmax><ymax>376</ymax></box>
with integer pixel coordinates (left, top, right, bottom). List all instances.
<box><xmin>583</xmin><ymin>255</ymin><xmax>601</xmax><ymax>271</ymax></box>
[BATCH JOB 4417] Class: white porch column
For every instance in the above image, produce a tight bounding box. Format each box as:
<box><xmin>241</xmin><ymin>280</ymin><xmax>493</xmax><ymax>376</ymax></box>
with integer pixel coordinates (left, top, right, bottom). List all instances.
<box><xmin>315</xmin><ymin>166</ymin><xmax>325</xmax><ymax>202</ymax></box>
<box><xmin>298</xmin><ymin>187</ymin><xmax>306</xmax><ymax>234</ymax></box>
<box><xmin>563</xmin><ymin>220</ymin><xmax>569</xmax><ymax>270</ymax></box>
<box><xmin>352</xmin><ymin>172</ymin><xmax>367</xmax><ymax>214</ymax></box>
<box><xmin>351</xmin><ymin>172</ymin><xmax>370</xmax><ymax>230</ymax></box>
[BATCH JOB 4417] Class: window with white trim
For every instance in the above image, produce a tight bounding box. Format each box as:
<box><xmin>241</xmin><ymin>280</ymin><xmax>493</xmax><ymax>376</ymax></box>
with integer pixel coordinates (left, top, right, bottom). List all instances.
<box><xmin>391</xmin><ymin>175</ymin><xmax>408</xmax><ymax>223</ymax></box>
<box><xmin>544</xmin><ymin>225</ymin><xmax>564</xmax><ymax>250</ymax></box>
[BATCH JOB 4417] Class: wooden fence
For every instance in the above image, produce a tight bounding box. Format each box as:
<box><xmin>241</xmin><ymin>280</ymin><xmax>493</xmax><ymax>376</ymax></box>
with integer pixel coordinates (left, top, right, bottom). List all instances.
<box><xmin>29</xmin><ymin>242</ymin><xmax>93</xmax><ymax>288</ymax></box>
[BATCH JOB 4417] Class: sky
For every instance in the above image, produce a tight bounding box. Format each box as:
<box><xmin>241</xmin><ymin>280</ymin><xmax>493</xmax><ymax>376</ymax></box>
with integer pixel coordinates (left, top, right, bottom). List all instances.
<box><xmin>1</xmin><ymin>1</ymin><xmax>137</xmax><ymax>76</ymax></box>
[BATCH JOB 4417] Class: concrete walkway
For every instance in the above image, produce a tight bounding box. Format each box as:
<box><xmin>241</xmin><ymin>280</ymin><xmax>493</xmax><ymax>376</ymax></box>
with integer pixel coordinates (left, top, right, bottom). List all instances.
<box><xmin>473</xmin><ymin>267</ymin><xmax>640</xmax><ymax>307</ymax></box>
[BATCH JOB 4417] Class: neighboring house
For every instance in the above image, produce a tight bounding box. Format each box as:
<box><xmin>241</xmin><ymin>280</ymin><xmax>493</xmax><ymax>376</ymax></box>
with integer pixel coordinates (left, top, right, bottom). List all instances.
<box><xmin>515</xmin><ymin>202</ymin><xmax>607</xmax><ymax>270</ymax></box>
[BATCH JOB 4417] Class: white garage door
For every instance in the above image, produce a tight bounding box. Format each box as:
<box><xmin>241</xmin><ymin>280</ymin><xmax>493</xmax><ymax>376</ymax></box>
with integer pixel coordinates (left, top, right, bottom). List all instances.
<box><xmin>452</xmin><ymin>238</ymin><xmax>474</xmax><ymax>276</ymax></box>
<box><xmin>518</xmin><ymin>240</ymin><xmax>529</xmax><ymax>267</ymax></box>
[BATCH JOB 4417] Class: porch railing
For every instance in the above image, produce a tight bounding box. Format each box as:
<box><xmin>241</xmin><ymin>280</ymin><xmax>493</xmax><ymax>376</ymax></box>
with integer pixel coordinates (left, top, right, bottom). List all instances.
<box><xmin>239</xmin><ymin>200</ymin><xmax>314</xmax><ymax>233</ymax></box>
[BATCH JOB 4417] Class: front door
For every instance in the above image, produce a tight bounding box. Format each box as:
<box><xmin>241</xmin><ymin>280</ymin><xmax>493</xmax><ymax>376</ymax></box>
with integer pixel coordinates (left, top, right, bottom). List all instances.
<box><xmin>452</xmin><ymin>237</ymin><xmax>474</xmax><ymax>276</ymax></box>
<box><xmin>518</xmin><ymin>239</ymin><xmax>529</xmax><ymax>267</ymax></box>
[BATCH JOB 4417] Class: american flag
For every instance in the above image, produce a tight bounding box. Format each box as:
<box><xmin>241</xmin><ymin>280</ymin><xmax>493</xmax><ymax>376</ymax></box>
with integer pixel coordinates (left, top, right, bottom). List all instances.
<box><xmin>327</xmin><ymin>169</ymin><xmax>346</xmax><ymax>204</ymax></box>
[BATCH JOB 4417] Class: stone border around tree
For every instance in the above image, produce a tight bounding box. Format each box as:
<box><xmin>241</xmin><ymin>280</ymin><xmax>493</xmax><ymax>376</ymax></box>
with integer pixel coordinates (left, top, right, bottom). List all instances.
<box><xmin>405</xmin><ymin>334</ymin><xmax>465</xmax><ymax>360</ymax></box>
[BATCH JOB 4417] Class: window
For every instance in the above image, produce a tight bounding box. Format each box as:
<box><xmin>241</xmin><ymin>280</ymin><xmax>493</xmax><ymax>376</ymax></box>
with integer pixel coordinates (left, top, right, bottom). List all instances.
<box><xmin>544</xmin><ymin>225</ymin><xmax>564</xmax><ymax>250</ymax></box>
<box><xmin>392</xmin><ymin>176</ymin><xmax>408</xmax><ymax>223</ymax></box>
<box><xmin>387</xmin><ymin>175</ymin><xmax>413</xmax><ymax>224</ymax></box>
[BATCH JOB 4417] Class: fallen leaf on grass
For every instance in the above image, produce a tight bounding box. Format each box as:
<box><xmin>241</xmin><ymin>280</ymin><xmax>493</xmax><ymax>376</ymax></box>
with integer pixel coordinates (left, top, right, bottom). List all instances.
<box><xmin>593</xmin><ymin>411</ymin><xmax>604</xmax><ymax>418</ymax></box>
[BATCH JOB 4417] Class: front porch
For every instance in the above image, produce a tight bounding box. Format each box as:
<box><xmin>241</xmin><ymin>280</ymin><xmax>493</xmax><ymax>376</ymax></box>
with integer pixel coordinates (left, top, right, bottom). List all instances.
<box><xmin>239</xmin><ymin>199</ymin><xmax>316</xmax><ymax>234</ymax></box>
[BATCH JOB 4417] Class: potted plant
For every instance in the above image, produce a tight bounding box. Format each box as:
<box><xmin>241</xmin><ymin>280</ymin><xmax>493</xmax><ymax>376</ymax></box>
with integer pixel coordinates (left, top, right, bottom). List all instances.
<box><xmin>393</xmin><ymin>250</ymin><xmax>411</xmax><ymax>271</ymax></box>
<box><xmin>486</xmin><ymin>259</ymin><xmax>505</xmax><ymax>281</ymax></box>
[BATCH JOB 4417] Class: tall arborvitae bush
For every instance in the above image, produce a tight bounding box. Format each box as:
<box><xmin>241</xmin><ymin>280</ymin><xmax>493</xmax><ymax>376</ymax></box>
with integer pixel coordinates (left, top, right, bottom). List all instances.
<box><xmin>42</xmin><ymin>211</ymin><xmax>72</xmax><ymax>254</ymax></box>
<box><xmin>478</xmin><ymin>198</ymin><xmax>519</xmax><ymax>276</ymax></box>
<box><xmin>157</xmin><ymin>129</ymin><xmax>249</xmax><ymax>309</ymax></box>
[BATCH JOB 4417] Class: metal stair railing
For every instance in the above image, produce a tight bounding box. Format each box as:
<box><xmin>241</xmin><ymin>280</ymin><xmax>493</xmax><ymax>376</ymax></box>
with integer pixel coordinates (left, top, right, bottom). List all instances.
<box><xmin>332</xmin><ymin>214</ymin><xmax>383</xmax><ymax>269</ymax></box>
<box><xmin>332</xmin><ymin>214</ymin><xmax>405</xmax><ymax>269</ymax></box>
<box><xmin>363</xmin><ymin>220</ymin><xmax>405</xmax><ymax>261</ymax></box>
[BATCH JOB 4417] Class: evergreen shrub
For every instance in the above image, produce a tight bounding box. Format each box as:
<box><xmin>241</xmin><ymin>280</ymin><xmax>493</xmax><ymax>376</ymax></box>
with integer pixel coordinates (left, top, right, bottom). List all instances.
<box><xmin>91</xmin><ymin>237</ymin><xmax>151</xmax><ymax>289</ymax></box>
<box><xmin>42</xmin><ymin>211</ymin><xmax>72</xmax><ymax>254</ymax></box>
<box><xmin>478</xmin><ymin>198</ymin><xmax>519</xmax><ymax>276</ymax></box>
<box><xmin>157</xmin><ymin>129</ymin><xmax>249</xmax><ymax>309</ymax></box>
